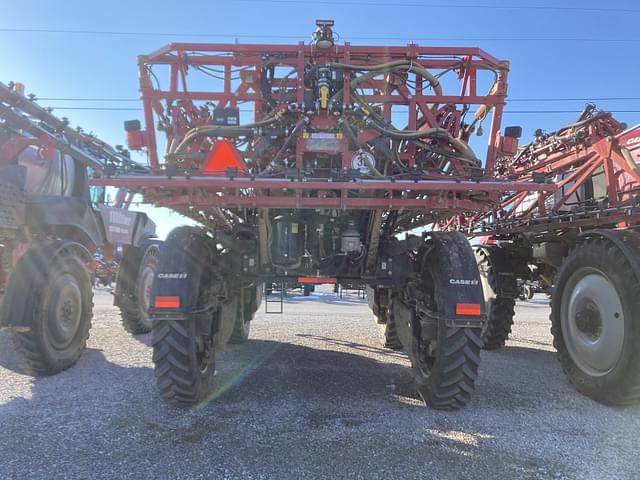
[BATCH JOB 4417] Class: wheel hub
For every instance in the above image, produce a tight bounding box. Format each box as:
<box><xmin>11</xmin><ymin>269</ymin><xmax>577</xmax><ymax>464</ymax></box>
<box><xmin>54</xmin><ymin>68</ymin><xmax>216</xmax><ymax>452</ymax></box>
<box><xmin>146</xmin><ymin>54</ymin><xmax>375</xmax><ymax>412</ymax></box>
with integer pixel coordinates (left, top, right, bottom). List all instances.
<box><xmin>561</xmin><ymin>269</ymin><xmax>625</xmax><ymax>376</ymax></box>
<box><xmin>47</xmin><ymin>273</ymin><xmax>83</xmax><ymax>350</ymax></box>
<box><xmin>574</xmin><ymin>302</ymin><xmax>602</xmax><ymax>340</ymax></box>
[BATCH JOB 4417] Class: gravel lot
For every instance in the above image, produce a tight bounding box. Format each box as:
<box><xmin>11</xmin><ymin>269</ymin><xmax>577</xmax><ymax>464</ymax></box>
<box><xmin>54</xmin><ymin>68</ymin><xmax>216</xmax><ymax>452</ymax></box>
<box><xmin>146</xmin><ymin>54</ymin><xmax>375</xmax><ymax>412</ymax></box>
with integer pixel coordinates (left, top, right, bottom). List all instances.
<box><xmin>1</xmin><ymin>287</ymin><xmax>639</xmax><ymax>479</ymax></box>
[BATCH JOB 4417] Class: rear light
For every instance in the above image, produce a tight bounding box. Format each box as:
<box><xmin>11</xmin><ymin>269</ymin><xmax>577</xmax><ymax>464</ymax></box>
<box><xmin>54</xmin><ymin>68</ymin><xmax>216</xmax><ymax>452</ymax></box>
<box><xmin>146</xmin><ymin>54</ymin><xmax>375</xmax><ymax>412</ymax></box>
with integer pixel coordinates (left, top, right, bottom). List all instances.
<box><xmin>455</xmin><ymin>303</ymin><xmax>482</xmax><ymax>316</ymax></box>
<box><xmin>297</xmin><ymin>277</ymin><xmax>337</xmax><ymax>284</ymax></box>
<box><xmin>154</xmin><ymin>296</ymin><xmax>180</xmax><ymax>309</ymax></box>
<box><xmin>126</xmin><ymin>131</ymin><xmax>145</xmax><ymax>150</ymax></box>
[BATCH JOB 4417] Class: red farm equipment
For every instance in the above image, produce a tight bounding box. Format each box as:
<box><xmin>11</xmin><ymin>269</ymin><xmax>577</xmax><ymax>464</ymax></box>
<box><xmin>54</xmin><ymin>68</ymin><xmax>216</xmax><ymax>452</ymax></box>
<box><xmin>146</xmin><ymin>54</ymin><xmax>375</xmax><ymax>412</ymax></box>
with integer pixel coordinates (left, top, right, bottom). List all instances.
<box><xmin>92</xmin><ymin>20</ymin><xmax>551</xmax><ymax>409</ymax></box>
<box><xmin>451</xmin><ymin>105</ymin><xmax>640</xmax><ymax>406</ymax></box>
<box><xmin>0</xmin><ymin>81</ymin><xmax>157</xmax><ymax>374</ymax></box>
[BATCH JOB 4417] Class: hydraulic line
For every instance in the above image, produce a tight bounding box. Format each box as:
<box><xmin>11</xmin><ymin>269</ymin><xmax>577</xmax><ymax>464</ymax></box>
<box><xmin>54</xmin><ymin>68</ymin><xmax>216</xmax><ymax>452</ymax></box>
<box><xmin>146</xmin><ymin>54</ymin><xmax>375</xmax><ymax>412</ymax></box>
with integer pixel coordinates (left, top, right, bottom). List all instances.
<box><xmin>328</xmin><ymin>60</ymin><xmax>442</xmax><ymax>96</ymax></box>
<box><xmin>270</xmin><ymin>117</ymin><xmax>308</xmax><ymax>167</ymax></box>
<box><xmin>340</xmin><ymin>118</ymin><xmax>384</xmax><ymax>177</ymax></box>
<box><xmin>364</xmin><ymin>118</ymin><xmax>478</xmax><ymax>162</ymax></box>
<box><xmin>171</xmin><ymin>116</ymin><xmax>279</xmax><ymax>155</ymax></box>
<box><xmin>329</xmin><ymin>60</ymin><xmax>442</xmax><ymax>111</ymax></box>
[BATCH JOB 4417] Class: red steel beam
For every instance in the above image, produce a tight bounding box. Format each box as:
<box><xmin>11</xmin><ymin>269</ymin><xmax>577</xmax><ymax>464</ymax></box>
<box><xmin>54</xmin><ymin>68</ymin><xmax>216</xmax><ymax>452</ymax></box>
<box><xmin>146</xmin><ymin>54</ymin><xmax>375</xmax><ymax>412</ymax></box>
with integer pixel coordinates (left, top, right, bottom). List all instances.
<box><xmin>149</xmin><ymin>193</ymin><xmax>489</xmax><ymax>211</ymax></box>
<box><xmin>90</xmin><ymin>176</ymin><xmax>551</xmax><ymax>193</ymax></box>
<box><xmin>141</xmin><ymin>43</ymin><xmax>505</xmax><ymax>67</ymax></box>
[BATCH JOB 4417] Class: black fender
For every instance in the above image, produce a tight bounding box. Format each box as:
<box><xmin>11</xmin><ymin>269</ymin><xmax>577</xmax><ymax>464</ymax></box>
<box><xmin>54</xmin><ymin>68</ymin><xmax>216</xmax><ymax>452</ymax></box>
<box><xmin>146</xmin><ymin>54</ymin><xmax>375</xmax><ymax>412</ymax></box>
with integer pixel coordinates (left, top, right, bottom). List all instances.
<box><xmin>26</xmin><ymin>196</ymin><xmax>106</xmax><ymax>249</ymax></box>
<box><xmin>579</xmin><ymin>229</ymin><xmax>640</xmax><ymax>276</ymax></box>
<box><xmin>474</xmin><ymin>245</ymin><xmax>520</xmax><ymax>298</ymax></box>
<box><xmin>149</xmin><ymin>227</ymin><xmax>218</xmax><ymax>319</ymax></box>
<box><xmin>0</xmin><ymin>240</ymin><xmax>92</xmax><ymax>329</ymax></box>
<box><xmin>424</xmin><ymin>232</ymin><xmax>486</xmax><ymax>327</ymax></box>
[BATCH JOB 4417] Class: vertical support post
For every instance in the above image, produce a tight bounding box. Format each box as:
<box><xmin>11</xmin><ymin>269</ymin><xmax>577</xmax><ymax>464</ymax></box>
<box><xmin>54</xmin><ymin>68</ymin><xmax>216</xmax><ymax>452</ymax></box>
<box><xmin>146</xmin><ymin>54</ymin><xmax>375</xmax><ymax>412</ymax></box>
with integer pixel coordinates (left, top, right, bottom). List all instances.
<box><xmin>138</xmin><ymin>57</ymin><xmax>159</xmax><ymax>170</ymax></box>
<box><xmin>343</xmin><ymin>43</ymin><xmax>351</xmax><ymax>106</ymax></box>
<box><xmin>484</xmin><ymin>66</ymin><xmax>508</xmax><ymax>178</ymax></box>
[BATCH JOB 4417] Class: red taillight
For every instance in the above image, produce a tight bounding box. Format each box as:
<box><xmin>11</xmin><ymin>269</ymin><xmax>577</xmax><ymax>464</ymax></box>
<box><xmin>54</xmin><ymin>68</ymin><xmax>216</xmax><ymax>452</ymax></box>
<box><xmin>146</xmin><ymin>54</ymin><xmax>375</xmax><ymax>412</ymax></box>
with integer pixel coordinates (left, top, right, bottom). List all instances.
<box><xmin>297</xmin><ymin>277</ymin><xmax>337</xmax><ymax>284</ymax></box>
<box><xmin>455</xmin><ymin>303</ymin><xmax>481</xmax><ymax>316</ymax></box>
<box><xmin>154</xmin><ymin>296</ymin><xmax>180</xmax><ymax>309</ymax></box>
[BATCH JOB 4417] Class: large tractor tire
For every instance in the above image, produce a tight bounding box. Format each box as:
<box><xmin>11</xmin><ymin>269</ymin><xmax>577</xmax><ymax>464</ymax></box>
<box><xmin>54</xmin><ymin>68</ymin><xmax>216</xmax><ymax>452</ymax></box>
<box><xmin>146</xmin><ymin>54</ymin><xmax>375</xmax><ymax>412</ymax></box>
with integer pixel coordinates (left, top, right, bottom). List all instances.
<box><xmin>229</xmin><ymin>284</ymin><xmax>261</xmax><ymax>344</ymax></box>
<box><xmin>13</xmin><ymin>248</ymin><xmax>93</xmax><ymax>375</ymax></box>
<box><xmin>151</xmin><ymin>227</ymin><xmax>226</xmax><ymax>406</ymax></box>
<box><xmin>475</xmin><ymin>247</ymin><xmax>516</xmax><ymax>350</ymax></box>
<box><xmin>367</xmin><ymin>286</ymin><xmax>402</xmax><ymax>350</ymax></box>
<box><xmin>380</xmin><ymin>310</ymin><xmax>403</xmax><ymax>351</ymax></box>
<box><xmin>116</xmin><ymin>244</ymin><xmax>159</xmax><ymax>334</ymax></box>
<box><xmin>551</xmin><ymin>236</ymin><xmax>640</xmax><ymax>405</ymax></box>
<box><xmin>152</xmin><ymin>318</ymin><xmax>217</xmax><ymax>405</ymax></box>
<box><xmin>395</xmin><ymin>232</ymin><xmax>484</xmax><ymax>410</ymax></box>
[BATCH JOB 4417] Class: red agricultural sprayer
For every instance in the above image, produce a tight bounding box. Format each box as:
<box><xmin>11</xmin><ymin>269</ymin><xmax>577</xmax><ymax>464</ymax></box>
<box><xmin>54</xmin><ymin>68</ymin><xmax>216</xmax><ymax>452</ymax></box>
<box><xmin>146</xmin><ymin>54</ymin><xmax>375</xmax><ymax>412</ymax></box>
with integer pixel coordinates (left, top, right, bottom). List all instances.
<box><xmin>92</xmin><ymin>20</ymin><xmax>554</xmax><ymax>409</ymax></box>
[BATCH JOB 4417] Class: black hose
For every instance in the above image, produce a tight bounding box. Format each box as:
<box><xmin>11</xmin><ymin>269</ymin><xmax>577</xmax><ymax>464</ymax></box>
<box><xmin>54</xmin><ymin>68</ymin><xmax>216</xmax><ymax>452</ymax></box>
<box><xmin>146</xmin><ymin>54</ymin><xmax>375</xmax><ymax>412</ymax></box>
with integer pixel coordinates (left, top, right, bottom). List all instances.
<box><xmin>340</xmin><ymin>118</ymin><xmax>360</xmax><ymax>149</ymax></box>
<box><xmin>173</xmin><ymin>116</ymin><xmax>279</xmax><ymax>154</ymax></box>
<box><xmin>366</xmin><ymin>118</ymin><xmax>449</xmax><ymax>140</ymax></box>
<box><xmin>271</xmin><ymin>117</ymin><xmax>308</xmax><ymax>166</ymax></box>
<box><xmin>365</xmin><ymin>118</ymin><xmax>478</xmax><ymax>162</ymax></box>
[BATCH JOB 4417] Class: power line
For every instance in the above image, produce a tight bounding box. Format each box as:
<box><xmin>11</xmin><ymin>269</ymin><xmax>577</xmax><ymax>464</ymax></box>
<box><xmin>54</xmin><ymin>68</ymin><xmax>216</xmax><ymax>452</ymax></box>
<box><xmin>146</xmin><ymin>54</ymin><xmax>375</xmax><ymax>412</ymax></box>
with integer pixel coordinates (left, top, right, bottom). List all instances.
<box><xmin>0</xmin><ymin>27</ymin><xmax>638</xmax><ymax>43</ymax></box>
<box><xmin>505</xmin><ymin>110</ymin><xmax>640</xmax><ymax>114</ymax></box>
<box><xmin>231</xmin><ymin>0</ymin><xmax>640</xmax><ymax>14</ymax></box>
<box><xmin>509</xmin><ymin>97</ymin><xmax>640</xmax><ymax>102</ymax></box>
<box><xmin>37</xmin><ymin>96</ymin><xmax>640</xmax><ymax>103</ymax></box>
<box><xmin>46</xmin><ymin>106</ymin><xmax>640</xmax><ymax>114</ymax></box>
<box><xmin>38</xmin><ymin>97</ymin><xmax>140</xmax><ymax>102</ymax></box>
<box><xmin>48</xmin><ymin>107</ymin><xmax>142</xmax><ymax>111</ymax></box>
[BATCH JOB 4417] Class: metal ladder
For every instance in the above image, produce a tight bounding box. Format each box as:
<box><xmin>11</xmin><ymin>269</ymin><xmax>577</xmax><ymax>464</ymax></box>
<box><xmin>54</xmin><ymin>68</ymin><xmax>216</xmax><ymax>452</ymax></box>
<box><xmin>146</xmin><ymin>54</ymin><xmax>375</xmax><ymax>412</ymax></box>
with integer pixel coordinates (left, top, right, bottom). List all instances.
<box><xmin>264</xmin><ymin>282</ymin><xmax>284</xmax><ymax>314</ymax></box>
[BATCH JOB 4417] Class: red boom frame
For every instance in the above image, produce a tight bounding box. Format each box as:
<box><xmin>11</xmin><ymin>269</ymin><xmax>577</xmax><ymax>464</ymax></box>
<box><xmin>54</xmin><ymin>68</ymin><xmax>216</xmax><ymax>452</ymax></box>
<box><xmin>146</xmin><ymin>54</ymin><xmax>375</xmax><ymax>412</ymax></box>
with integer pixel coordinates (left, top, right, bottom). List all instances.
<box><xmin>91</xmin><ymin>33</ymin><xmax>552</xmax><ymax>228</ymax></box>
<box><xmin>449</xmin><ymin>108</ymin><xmax>640</xmax><ymax>235</ymax></box>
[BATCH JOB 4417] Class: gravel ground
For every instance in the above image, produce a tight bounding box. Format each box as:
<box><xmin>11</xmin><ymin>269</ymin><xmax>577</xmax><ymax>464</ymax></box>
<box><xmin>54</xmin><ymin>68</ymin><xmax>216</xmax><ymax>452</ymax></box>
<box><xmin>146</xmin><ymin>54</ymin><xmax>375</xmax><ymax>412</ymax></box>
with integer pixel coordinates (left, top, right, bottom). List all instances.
<box><xmin>1</xmin><ymin>287</ymin><xmax>639</xmax><ymax>479</ymax></box>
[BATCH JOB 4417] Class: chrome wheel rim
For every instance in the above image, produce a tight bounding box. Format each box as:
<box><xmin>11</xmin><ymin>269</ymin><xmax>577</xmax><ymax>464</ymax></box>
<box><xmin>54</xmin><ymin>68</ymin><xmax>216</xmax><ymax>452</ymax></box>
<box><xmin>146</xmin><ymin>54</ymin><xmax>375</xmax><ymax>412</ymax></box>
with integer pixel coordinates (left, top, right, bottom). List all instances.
<box><xmin>561</xmin><ymin>268</ymin><xmax>625</xmax><ymax>376</ymax></box>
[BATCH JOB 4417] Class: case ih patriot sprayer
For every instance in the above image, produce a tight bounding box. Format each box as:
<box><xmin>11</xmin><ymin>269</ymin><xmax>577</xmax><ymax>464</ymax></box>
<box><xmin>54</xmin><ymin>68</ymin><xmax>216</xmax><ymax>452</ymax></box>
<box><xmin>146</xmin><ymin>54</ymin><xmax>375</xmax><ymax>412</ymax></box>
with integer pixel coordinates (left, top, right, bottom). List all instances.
<box><xmin>0</xmin><ymin>81</ymin><xmax>157</xmax><ymax>374</ymax></box>
<box><xmin>91</xmin><ymin>20</ymin><xmax>553</xmax><ymax>409</ymax></box>
<box><xmin>453</xmin><ymin>107</ymin><xmax>640</xmax><ymax>406</ymax></box>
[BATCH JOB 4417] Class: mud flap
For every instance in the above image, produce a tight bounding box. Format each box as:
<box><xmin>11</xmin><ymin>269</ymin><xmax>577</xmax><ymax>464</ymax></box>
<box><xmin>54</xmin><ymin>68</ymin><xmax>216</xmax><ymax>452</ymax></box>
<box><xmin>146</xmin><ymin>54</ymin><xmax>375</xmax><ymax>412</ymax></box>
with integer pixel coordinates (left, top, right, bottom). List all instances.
<box><xmin>425</xmin><ymin>232</ymin><xmax>487</xmax><ymax>328</ymax></box>
<box><xmin>148</xmin><ymin>227</ymin><xmax>214</xmax><ymax>321</ymax></box>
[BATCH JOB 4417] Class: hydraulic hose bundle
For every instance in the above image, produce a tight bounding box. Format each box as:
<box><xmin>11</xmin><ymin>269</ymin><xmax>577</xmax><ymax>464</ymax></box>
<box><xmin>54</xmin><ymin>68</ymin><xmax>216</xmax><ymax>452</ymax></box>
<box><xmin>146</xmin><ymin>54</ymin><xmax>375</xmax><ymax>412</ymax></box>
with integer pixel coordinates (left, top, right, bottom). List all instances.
<box><xmin>159</xmin><ymin>55</ymin><xmax>501</xmax><ymax>177</ymax></box>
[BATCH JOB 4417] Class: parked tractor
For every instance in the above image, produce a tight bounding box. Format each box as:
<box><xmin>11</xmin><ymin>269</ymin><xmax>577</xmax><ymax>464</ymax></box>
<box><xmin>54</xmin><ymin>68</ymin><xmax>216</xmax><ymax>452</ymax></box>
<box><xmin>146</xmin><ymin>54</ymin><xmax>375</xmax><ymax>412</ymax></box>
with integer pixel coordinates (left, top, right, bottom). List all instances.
<box><xmin>0</xmin><ymin>82</ymin><xmax>157</xmax><ymax>375</ymax></box>
<box><xmin>94</xmin><ymin>20</ymin><xmax>549</xmax><ymax>409</ymax></box>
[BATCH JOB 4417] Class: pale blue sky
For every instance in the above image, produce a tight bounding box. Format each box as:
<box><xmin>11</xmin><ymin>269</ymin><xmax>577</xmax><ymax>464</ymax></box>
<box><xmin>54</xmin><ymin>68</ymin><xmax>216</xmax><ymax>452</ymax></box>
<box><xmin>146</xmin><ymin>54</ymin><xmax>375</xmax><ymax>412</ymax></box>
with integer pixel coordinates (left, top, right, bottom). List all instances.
<box><xmin>2</xmin><ymin>0</ymin><xmax>639</xmax><ymax>238</ymax></box>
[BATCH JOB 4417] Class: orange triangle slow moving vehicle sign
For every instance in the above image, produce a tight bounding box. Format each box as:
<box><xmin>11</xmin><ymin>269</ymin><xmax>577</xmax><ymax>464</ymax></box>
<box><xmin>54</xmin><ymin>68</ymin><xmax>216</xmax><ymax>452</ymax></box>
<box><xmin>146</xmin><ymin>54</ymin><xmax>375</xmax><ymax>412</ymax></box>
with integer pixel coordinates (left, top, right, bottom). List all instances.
<box><xmin>202</xmin><ymin>139</ymin><xmax>246</xmax><ymax>175</ymax></box>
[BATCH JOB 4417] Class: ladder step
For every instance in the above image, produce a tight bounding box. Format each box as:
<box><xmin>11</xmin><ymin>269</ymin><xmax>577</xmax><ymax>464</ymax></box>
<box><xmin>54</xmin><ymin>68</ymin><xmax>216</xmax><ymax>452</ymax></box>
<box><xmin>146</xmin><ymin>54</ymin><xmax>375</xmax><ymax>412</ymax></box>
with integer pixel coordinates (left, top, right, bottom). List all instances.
<box><xmin>264</xmin><ymin>282</ymin><xmax>284</xmax><ymax>314</ymax></box>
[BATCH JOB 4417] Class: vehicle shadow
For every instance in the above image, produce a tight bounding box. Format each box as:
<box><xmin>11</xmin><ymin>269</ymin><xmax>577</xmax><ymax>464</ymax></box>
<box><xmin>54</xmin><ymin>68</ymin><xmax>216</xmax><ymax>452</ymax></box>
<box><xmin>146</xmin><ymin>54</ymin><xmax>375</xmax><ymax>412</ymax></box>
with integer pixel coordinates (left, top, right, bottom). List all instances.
<box><xmin>0</xmin><ymin>327</ymin><xmax>568</xmax><ymax>409</ymax></box>
<box><xmin>0</xmin><ymin>338</ymin><xmax>420</xmax><ymax>419</ymax></box>
<box><xmin>295</xmin><ymin>332</ymin><xmax>406</xmax><ymax>359</ymax></box>
<box><xmin>0</xmin><ymin>341</ymin><xmax>567</xmax><ymax>479</ymax></box>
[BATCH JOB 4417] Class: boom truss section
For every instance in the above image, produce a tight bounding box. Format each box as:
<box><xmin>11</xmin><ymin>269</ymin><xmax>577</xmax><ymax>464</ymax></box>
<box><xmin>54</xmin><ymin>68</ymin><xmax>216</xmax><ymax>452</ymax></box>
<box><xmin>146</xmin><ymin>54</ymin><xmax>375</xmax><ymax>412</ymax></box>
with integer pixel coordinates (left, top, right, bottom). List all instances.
<box><xmin>454</xmin><ymin>106</ymin><xmax>640</xmax><ymax>238</ymax></box>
